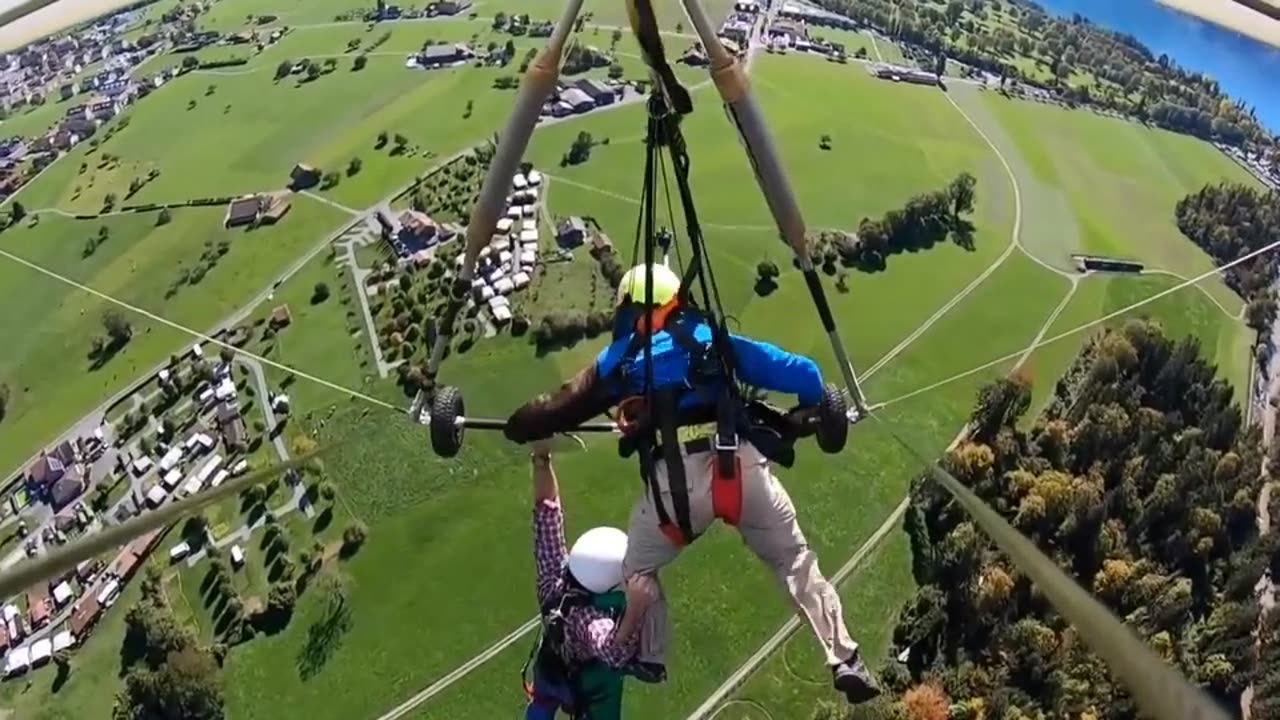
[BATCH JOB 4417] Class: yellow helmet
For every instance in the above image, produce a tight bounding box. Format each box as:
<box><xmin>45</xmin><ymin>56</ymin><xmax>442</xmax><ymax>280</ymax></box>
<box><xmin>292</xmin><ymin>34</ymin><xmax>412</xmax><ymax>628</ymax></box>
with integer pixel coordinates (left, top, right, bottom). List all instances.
<box><xmin>616</xmin><ymin>263</ymin><xmax>681</xmax><ymax>307</ymax></box>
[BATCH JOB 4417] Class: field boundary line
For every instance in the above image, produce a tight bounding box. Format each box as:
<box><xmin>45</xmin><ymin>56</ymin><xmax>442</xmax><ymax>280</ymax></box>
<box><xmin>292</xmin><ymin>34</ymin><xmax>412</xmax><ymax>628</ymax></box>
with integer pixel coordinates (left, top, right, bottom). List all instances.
<box><xmin>1140</xmin><ymin>268</ymin><xmax>1245</xmax><ymax>321</ymax></box>
<box><xmin>874</xmin><ymin>238</ymin><xmax>1280</xmax><ymax>410</ymax></box>
<box><xmin>373</xmin><ymin>616</ymin><xmax>541</xmax><ymax>720</ymax></box>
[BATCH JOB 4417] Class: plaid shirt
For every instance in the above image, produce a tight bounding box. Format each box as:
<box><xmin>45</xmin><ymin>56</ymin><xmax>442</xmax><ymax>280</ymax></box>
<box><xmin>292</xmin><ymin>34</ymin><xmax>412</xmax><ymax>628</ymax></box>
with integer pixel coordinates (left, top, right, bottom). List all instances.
<box><xmin>534</xmin><ymin>499</ymin><xmax>637</xmax><ymax>669</ymax></box>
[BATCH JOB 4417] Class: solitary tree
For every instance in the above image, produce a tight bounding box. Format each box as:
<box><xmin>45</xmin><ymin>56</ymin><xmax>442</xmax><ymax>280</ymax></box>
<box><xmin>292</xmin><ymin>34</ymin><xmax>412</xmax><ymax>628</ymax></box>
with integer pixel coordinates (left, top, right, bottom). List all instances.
<box><xmin>342</xmin><ymin>521</ymin><xmax>368</xmax><ymax>553</ymax></box>
<box><xmin>9</xmin><ymin>200</ymin><xmax>25</xmax><ymax>225</ymax></box>
<box><xmin>347</xmin><ymin>157</ymin><xmax>362</xmax><ymax>176</ymax></box>
<box><xmin>312</xmin><ymin>282</ymin><xmax>331</xmax><ymax>303</ymax></box>
<box><xmin>352</xmin><ymin>54</ymin><xmax>368</xmax><ymax>71</ymax></box>
<box><xmin>376</xmin><ymin>130</ymin><xmax>388</xmax><ymax>148</ymax></box>
<box><xmin>156</xmin><ymin>207</ymin><xmax>172</xmax><ymax>226</ymax></box>
<box><xmin>102</xmin><ymin>309</ymin><xmax>132</xmax><ymax>344</ymax></box>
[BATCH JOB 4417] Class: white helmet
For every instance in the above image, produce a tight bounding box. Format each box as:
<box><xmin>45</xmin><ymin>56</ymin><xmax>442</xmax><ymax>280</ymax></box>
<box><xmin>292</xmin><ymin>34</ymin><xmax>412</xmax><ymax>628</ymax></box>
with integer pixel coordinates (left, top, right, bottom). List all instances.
<box><xmin>567</xmin><ymin>527</ymin><xmax>628</xmax><ymax>594</ymax></box>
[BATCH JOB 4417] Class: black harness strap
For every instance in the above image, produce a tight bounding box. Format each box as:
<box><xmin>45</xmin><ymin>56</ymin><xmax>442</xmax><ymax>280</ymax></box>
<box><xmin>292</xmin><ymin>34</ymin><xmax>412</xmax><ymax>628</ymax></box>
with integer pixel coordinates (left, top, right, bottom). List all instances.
<box><xmin>654</xmin><ymin>387</ymin><xmax>696</xmax><ymax>544</ymax></box>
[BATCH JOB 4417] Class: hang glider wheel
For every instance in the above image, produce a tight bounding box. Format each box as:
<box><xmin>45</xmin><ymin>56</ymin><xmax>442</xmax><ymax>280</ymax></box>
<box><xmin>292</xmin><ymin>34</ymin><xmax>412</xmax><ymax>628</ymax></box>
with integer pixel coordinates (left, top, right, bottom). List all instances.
<box><xmin>430</xmin><ymin>385</ymin><xmax>465</xmax><ymax>458</ymax></box>
<box><xmin>815</xmin><ymin>383</ymin><xmax>849</xmax><ymax>454</ymax></box>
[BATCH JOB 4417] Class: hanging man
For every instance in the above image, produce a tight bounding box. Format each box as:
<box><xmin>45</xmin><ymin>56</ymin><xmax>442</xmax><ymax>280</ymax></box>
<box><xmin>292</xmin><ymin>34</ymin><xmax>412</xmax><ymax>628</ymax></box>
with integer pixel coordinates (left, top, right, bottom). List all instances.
<box><xmin>505</xmin><ymin>264</ymin><xmax>881</xmax><ymax>706</ymax></box>
<box><xmin>523</xmin><ymin>437</ymin><xmax>667</xmax><ymax>720</ymax></box>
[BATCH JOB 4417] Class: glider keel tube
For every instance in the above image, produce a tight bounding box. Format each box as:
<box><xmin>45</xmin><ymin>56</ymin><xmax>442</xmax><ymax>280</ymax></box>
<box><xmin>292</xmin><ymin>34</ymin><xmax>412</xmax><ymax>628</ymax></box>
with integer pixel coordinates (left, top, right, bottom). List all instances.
<box><xmin>678</xmin><ymin>0</ymin><xmax>869</xmax><ymax>414</ymax></box>
<box><xmin>422</xmin><ymin>0</ymin><xmax>586</xmax><ymax>399</ymax></box>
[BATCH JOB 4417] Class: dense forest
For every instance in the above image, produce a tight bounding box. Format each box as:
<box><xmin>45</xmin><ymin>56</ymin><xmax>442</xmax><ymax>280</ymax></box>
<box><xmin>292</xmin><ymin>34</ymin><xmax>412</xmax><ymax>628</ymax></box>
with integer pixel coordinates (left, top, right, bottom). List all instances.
<box><xmin>812</xmin><ymin>321</ymin><xmax>1279</xmax><ymax>719</ymax></box>
<box><xmin>808</xmin><ymin>0</ymin><xmax>1272</xmax><ymax>148</ymax></box>
<box><xmin>1174</xmin><ymin>183</ymin><xmax>1280</xmax><ymax>334</ymax></box>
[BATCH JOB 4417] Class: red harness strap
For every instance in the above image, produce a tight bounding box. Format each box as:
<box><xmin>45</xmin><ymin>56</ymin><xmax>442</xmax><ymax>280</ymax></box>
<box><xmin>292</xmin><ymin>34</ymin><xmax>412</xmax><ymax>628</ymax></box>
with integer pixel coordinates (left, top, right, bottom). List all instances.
<box><xmin>710</xmin><ymin>454</ymin><xmax>743</xmax><ymax>526</ymax></box>
<box><xmin>657</xmin><ymin>452</ymin><xmax>743</xmax><ymax>546</ymax></box>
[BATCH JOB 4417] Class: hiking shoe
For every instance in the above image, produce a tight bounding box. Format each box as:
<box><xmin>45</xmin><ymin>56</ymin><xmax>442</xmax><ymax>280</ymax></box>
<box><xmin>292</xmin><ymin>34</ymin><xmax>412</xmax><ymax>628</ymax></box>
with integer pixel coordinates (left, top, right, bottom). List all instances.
<box><xmin>832</xmin><ymin>652</ymin><xmax>881</xmax><ymax>704</ymax></box>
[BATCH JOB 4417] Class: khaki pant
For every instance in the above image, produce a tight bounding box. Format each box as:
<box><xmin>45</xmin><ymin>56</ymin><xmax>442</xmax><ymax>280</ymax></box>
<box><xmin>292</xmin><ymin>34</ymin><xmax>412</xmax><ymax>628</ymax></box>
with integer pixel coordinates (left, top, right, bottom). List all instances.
<box><xmin>623</xmin><ymin>442</ymin><xmax>859</xmax><ymax>667</ymax></box>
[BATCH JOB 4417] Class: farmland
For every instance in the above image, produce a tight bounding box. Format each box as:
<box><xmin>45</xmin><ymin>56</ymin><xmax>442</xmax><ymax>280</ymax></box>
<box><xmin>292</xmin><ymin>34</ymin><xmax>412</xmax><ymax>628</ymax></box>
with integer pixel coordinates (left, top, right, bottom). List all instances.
<box><xmin>0</xmin><ymin>0</ymin><xmax>1265</xmax><ymax>718</ymax></box>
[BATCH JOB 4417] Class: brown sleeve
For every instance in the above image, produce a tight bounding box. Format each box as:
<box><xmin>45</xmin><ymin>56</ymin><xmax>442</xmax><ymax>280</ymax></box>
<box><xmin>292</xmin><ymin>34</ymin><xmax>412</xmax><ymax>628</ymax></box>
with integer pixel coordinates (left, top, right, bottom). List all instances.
<box><xmin>504</xmin><ymin>364</ymin><xmax>614</xmax><ymax>443</ymax></box>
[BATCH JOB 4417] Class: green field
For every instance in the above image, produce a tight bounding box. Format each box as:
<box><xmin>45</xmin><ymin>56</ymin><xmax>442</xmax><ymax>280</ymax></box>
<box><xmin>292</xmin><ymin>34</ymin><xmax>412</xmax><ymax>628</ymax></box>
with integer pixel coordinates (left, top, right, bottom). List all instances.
<box><xmin>0</xmin><ymin>1</ymin><xmax>1263</xmax><ymax>718</ymax></box>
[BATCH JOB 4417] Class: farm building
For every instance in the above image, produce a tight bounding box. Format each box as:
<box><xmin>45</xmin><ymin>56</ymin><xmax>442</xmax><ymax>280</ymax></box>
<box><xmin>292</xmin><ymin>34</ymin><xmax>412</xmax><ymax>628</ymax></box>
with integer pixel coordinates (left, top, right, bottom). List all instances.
<box><xmin>224</xmin><ymin>192</ymin><xmax>292</xmax><ymax>228</ymax></box>
<box><xmin>870</xmin><ymin>64</ymin><xmax>940</xmax><ymax>87</ymax></box>
<box><xmin>418</xmin><ymin>43</ymin><xmax>472</xmax><ymax>68</ymax></box>
<box><xmin>557</xmin><ymin>216</ymin><xmax>587</xmax><ymax>247</ymax></box>
<box><xmin>560</xmin><ymin>87</ymin><xmax>595</xmax><ymax>113</ymax></box>
<box><xmin>574</xmin><ymin>78</ymin><xmax>616</xmax><ymax>106</ymax></box>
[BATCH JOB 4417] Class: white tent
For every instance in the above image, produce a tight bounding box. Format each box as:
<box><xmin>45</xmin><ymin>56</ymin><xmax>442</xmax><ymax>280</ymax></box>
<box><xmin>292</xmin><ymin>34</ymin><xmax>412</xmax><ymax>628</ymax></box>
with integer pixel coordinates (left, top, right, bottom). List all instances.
<box><xmin>505</xmin><ymin>205</ymin><xmax>522</xmax><ymax>219</ymax></box>
<box><xmin>230</xmin><ymin>459</ymin><xmax>249</xmax><ymax>476</ymax></box>
<box><xmin>513</xmin><ymin>271</ymin><xmax>531</xmax><ymax>289</ymax></box>
<box><xmin>479</xmin><ymin>286</ymin><xmax>495</xmax><ymax>301</ymax></box>
<box><xmin>479</xmin><ymin>246</ymin><xmax>493</xmax><ymax>258</ymax></box>
<box><xmin>29</xmin><ymin>639</ymin><xmax>51</xmax><ymax>665</ymax></box>
<box><xmin>494</xmin><ymin>278</ymin><xmax>515</xmax><ymax>295</ymax></box>
<box><xmin>498</xmin><ymin>250</ymin><xmax>513</xmax><ymax>264</ymax></box>
<box><xmin>520</xmin><ymin>250</ymin><xmax>537</xmax><ymax>265</ymax></box>
<box><xmin>51</xmin><ymin>631</ymin><xmax>74</xmax><ymax>653</ymax></box>
<box><xmin>146</xmin><ymin>485</ymin><xmax>167</xmax><ymax>508</ymax></box>
<box><xmin>231</xmin><ymin>545</ymin><xmax>245</xmax><ymax>567</ymax></box>
<box><xmin>158</xmin><ymin>368</ymin><xmax>171</xmax><ymax>383</ymax></box>
<box><xmin>527</xmin><ymin>170</ymin><xmax>542</xmax><ymax>186</ymax></box>
<box><xmin>512</xmin><ymin>173</ymin><xmax>528</xmax><ymax>189</ymax></box>
<box><xmin>181</xmin><ymin>477</ymin><xmax>202</xmax><ymax>497</ymax></box>
<box><xmin>522</xmin><ymin>204</ymin><xmax>536</xmax><ymax>217</ymax></box>
<box><xmin>3</xmin><ymin>605</ymin><xmax>19</xmax><ymax>623</ymax></box>
<box><xmin>492</xmin><ymin>305</ymin><xmax>512</xmax><ymax>322</ymax></box>
<box><xmin>211</xmin><ymin>470</ymin><xmax>230</xmax><ymax>488</ymax></box>
<box><xmin>197</xmin><ymin>387</ymin><xmax>215</xmax><ymax>405</ymax></box>
<box><xmin>519</xmin><ymin>229</ymin><xmax>538</xmax><ymax>243</ymax></box>
<box><xmin>195</xmin><ymin>433</ymin><xmax>216</xmax><ymax>451</ymax></box>
<box><xmin>488</xmin><ymin>296</ymin><xmax>510</xmax><ymax>310</ymax></box>
<box><xmin>455</xmin><ymin>254</ymin><xmax>466</xmax><ymax>267</ymax></box>
<box><xmin>51</xmin><ymin>582</ymin><xmax>74</xmax><ymax>607</ymax></box>
<box><xmin>161</xmin><ymin>469</ymin><xmax>182</xmax><ymax>490</ymax></box>
<box><xmin>5</xmin><ymin>646</ymin><xmax>30</xmax><ymax>676</ymax></box>
<box><xmin>522</xmin><ymin>219</ymin><xmax>537</xmax><ymax>231</ymax></box>
<box><xmin>496</xmin><ymin>217</ymin><xmax>514</xmax><ymax>233</ymax></box>
<box><xmin>192</xmin><ymin>343</ymin><xmax>204</xmax><ymax>358</ymax></box>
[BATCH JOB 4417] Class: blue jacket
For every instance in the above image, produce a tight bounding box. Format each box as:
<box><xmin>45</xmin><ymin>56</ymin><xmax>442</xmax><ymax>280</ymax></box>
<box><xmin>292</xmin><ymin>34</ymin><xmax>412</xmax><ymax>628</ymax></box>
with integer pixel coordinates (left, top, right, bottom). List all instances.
<box><xmin>504</xmin><ymin>316</ymin><xmax>824</xmax><ymax>443</ymax></box>
<box><xmin>595</xmin><ymin>321</ymin><xmax>824</xmax><ymax>408</ymax></box>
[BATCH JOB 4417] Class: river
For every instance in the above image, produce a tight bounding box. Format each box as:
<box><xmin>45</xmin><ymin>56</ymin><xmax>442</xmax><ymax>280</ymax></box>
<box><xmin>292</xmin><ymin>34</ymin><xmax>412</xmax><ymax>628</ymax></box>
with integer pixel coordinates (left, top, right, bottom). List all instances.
<box><xmin>1031</xmin><ymin>0</ymin><xmax>1280</xmax><ymax>132</ymax></box>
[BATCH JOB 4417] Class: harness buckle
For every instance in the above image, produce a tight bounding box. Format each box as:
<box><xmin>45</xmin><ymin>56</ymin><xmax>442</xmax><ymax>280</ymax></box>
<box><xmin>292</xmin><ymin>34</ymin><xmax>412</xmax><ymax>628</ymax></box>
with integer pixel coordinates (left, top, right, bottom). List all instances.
<box><xmin>714</xmin><ymin>433</ymin><xmax>739</xmax><ymax>452</ymax></box>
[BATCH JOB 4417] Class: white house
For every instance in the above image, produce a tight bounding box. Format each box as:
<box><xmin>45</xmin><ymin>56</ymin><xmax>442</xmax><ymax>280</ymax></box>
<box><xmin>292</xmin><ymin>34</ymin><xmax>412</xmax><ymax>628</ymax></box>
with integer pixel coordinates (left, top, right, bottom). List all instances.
<box><xmin>214</xmin><ymin>377</ymin><xmax>236</xmax><ymax>402</ymax></box>
<box><xmin>230</xmin><ymin>545</ymin><xmax>245</xmax><ymax>567</ymax></box>
<box><xmin>230</xmin><ymin>459</ymin><xmax>249</xmax><ymax>476</ymax></box>
<box><xmin>496</xmin><ymin>217</ymin><xmax>514</xmax><ymax>233</ymax></box>
<box><xmin>145</xmin><ymin>484</ymin><xmax>167</xmax><ymax>508</ymax></box>
<box><xmin>51</xmin><ymin>631</ymin><xmax>74</xmax><ymax>653</ymax></box>
<box><xmin>513</xmin><ymin>271</ymin><xmax>531</xmax><ymax>290</ymax></box>
<box><xmin>211</xmin><ymin>469</ymin><xmax>229</xmax><ymax>488</ymax></box>
<box><xmin>161</xmin><ymin>469</ymin><xmax>182</xmax><ymax>490</ymax></box>
<box><xmin>158</xmin><ymin>447</ymin><xmax>184</xmax><ymax>473</ymax></box>
<box><xmin>5</xmin><ymin>646</ymin><xmax>30</xmax><ymax>676</ymax></box>
<box><xmin>527</xmin><ymin>170</ymin><xmax>542</xmax><ymax>186</ymax></box>
<box><xmin>168</xmin><ymin>542</ymin><xmax>191</xmax><ymax>562</ymax></box>
<box><xmin>29</xmin><ymin>639</ymin><xmax>51</xmax><ymax>666</ymax></box>
<box><xmin>519</xmin><ymin>229</ymin><xmax>538</xmax><ymax>244</ymax></box>
<box><xmin>492</xmin><ymin>305</ymin><xmax>512</xmax><ymax>322</ymax></box>
<box><xmin>131</xmin><ymin>456</ymin><xmax>153</xmax><ymax>476</ymax></box>
<box><xmin>522</xmin><ymin>219</ymin><xmax>537</xmax><ymax>232</ymax></box>
<box><xmin>505</xmin><ymin>205</ymin><xmax>522</xmax><ymax>219</ymax></box>
<box><xmin>512</xmin><ymin>173</ymin><xmax>528</xmax><ymax>190</ymax></box>
<box><xmin>494</xmin><ymin>277</ymin><xmax>515</xmax><ymax>295</ymax></box>
<box><xmin>521</xmin><ymin>204</ymin><xmax>536</xmax><ymax>218</ymax></box>
<box><xmin>51</xmin><ymin>582</ymin><xmax>74</xmax><ymax>607</ymax></box>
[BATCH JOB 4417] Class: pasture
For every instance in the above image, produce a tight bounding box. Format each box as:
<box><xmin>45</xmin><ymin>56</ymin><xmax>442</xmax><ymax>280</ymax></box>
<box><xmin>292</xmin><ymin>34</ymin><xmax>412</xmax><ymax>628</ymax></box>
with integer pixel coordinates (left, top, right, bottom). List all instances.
<box><xmin>0</xmin><ymin>0</ymin><xmax>1262</xmax><ymax>717</ymax></box>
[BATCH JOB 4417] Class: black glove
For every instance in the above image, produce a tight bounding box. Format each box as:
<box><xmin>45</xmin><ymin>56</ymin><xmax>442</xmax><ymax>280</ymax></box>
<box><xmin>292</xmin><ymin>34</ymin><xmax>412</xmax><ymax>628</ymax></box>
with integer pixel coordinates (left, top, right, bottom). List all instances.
<box><xmin>785</xmin><ymin>405</ymin><xmax>820</xmax><ymax>437</ymax></box>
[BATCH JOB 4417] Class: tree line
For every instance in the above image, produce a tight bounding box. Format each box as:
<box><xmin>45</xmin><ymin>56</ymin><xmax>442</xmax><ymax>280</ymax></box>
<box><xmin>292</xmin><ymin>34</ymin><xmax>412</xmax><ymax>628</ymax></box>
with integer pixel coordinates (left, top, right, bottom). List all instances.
<box><xmin>1174</xmin><ymin>182</ymin><xmax>1280</xmax><ymax>334</ymax></box>
<box><xmin>812</xmin><ymin>0</ymin><xmax>1271</xmax><ymax>149</ymax></box>
<box><xmin>805</xmin><ymin>173</ymin><xmax>977</xmax><ymax>275</ymax></box>
<box><xmin>815</xmin><ymin>321</ymin><xmax>1276</xmax><ymax>719</ymax></box>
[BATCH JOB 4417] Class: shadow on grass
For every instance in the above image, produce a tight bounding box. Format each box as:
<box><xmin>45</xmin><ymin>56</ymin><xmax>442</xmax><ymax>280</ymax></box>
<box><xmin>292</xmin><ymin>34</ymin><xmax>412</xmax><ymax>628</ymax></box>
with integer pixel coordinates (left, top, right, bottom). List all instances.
<box><xmin>50</xmin><ymin>663</ymin><xmax>70</xmax><ymax>694</ymax></box>
<box><xmin>313</xmin><ymin>507</ymin><xmax>333</xmax><ymax>534</ymax></box>
<box><xmin>87</xmin><ymin>335</ymin><xmax>130</xmax><ymax>372</ymax></box>
<box><xmin>295</xmin><ymin>590</ymin><xmax>352</xmax><ymax>681</ymax></box>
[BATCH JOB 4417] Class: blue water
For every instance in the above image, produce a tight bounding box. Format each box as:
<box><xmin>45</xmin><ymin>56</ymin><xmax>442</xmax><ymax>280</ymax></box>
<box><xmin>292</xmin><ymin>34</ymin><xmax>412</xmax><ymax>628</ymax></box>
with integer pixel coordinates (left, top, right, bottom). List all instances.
<box><xmin>1033</xmin><ymin>0</ymin><xmax>1280</xmax><ymax>132</ymax></box>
